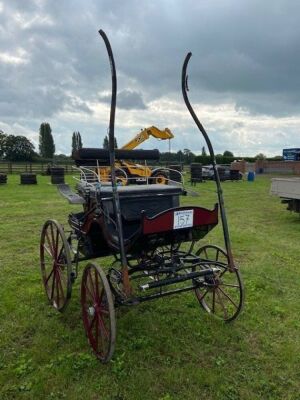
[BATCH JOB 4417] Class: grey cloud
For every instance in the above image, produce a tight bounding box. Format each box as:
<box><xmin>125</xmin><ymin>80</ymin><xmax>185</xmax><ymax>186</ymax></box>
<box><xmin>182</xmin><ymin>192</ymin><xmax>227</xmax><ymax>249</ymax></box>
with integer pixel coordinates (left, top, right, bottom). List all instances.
<box><xmin>1</xmin><ymin>0</ymin><xmax>300</xmax><ymax>156</ymax></box>
<box><xmin>99</xmin><ymin>90</ymin><xmax>147</xmax><ymax>110</ymax></box>
<box><xmin>3</xmin><ymin>0</ymin><xmax>300</xmax><ymax>118</ymax></box>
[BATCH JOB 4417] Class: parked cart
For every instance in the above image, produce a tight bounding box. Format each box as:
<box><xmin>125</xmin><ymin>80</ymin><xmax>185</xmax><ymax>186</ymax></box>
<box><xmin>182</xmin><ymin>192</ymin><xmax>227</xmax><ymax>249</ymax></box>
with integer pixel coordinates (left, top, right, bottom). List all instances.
<box><xmin>39</xmin><ymin>30</ymin><xmax>244</xmax><ymax>362</ymax></box>
<box><xmin>271</xmin><ymin>177</ymin><xmax>300</xmax><ymax>213</ymax></box>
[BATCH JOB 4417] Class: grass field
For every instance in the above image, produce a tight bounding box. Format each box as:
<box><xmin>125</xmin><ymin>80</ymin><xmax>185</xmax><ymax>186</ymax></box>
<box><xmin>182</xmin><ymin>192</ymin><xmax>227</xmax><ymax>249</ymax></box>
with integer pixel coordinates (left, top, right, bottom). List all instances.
<box><xmin>1</xmin><ymin>174</ymin><xmax>300</xmax><ymax>400</ymax></box>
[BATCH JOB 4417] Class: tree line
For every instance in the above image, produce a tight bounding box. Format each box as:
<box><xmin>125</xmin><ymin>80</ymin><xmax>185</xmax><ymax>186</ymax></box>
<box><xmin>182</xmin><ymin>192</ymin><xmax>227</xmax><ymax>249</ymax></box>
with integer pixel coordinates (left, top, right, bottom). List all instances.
<box><xmin>0</xmin><ymin>123</ymin><xmax>280</xmax><ymax>163</ymax></box>
<box><xmin>0</xmin><ymin>123</ymin><xmax>84</xmax><ymax>161</ymax></box>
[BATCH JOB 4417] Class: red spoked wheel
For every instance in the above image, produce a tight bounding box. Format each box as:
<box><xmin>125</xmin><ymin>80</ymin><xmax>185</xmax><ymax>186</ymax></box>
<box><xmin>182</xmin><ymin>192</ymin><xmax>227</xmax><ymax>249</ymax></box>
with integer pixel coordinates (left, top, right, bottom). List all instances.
<box><xmin>40</xmin><ymin>219</ymin><xmax>72</xmax><ymax>312</ymax></box>
<box><xmin>195</xmin><ymin>245</ymin><xmax>244</xmax><ymax>322</ymax></box>
<box><xmin>81</xmin><ymin>263</ymin><xmax>116</xmax><ymax>363</ymax></box>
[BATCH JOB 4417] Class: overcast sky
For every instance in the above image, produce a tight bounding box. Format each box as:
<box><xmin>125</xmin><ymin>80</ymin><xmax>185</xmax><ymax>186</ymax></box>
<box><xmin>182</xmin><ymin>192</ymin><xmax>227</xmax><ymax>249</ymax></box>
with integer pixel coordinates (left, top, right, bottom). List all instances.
<box><xmin>1</xmin><ymin>0</ymin><xmax>300</xmax><ymax>156</ymax></box>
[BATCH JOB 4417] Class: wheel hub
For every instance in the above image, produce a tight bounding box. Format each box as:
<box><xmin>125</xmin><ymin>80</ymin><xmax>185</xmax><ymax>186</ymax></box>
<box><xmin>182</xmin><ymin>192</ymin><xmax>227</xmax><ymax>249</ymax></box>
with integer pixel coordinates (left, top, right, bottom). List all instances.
<box><xmin>88</xmin><ymin>306</ymin><xmax>95</xmax><ymax>317</ymax></box>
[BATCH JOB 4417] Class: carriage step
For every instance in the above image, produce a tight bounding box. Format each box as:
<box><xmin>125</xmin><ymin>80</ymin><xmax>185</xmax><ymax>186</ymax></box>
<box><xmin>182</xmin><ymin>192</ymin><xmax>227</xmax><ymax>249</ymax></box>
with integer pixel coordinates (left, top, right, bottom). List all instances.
<box><xmin>139</xmin><ymin>268</ymin><xmax>220</xmax><ymax>291</ymax></box>
<box><xmin>57</xmin><ymin>184</ymin><xmax>86</xmax><ymax>204</ymax></box>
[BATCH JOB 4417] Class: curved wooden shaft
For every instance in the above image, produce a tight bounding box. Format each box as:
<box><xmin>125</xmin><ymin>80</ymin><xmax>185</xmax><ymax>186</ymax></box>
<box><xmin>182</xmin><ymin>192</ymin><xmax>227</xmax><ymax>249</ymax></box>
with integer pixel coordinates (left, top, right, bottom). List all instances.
<box><xmin>98</xmin><ymin>29</ymin><xmax>132</xmax><ymax>294</ymax></box>
<box><xmin>181</xmin><ymin>52</ymin><xmax>234</xmax><ymax>270</ymax></box>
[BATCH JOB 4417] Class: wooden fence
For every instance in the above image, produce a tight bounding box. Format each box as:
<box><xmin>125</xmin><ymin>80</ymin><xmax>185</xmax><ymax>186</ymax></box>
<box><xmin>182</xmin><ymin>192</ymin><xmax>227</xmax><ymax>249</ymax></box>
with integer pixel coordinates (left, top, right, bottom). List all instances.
<box><xmin>0</xmin><ymin>161</ymin><xmax>75</xmax><ymax>174</ymax></box>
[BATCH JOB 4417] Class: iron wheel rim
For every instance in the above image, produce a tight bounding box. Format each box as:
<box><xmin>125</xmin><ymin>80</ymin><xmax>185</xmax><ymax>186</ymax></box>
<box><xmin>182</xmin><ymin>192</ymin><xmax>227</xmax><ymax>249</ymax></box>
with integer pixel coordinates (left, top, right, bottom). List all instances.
<box><xmin>81</xmin><ymin>263</ymin><xmax>116</xmax><ymax>362</ymax></box>
<box><xmin>195</xmin><ymin>244</ymin><xmax>244</xmax><ymax>322</ymax></box>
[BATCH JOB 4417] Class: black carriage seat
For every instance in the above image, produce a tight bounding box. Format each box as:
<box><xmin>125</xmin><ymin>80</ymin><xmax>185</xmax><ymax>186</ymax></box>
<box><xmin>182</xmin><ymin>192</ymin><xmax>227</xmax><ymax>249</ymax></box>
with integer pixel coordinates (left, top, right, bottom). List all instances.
<box><xmin>90</xmin><ymin>184</ymin><xmax>184</xmax><ymax>244</ymax></box>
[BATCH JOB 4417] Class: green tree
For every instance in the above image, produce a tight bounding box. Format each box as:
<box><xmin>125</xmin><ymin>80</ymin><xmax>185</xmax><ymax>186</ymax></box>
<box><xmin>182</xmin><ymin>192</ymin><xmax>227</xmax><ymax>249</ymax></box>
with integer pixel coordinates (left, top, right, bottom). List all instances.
<box><xmin>103</xmin><ymin>135</ymin><xmax>109</xmax><ymax>149</ymax></box>
<box><xmin>3</xmin><ymin>135</ymin><xmax>35</xmax><ymax>161</ymax></box>
<box><xmin>223</xmin><ymin>150</ymin><xmax>234</xmax><ymax>157</ymax></box>
<box><xmin>39</xmin><ymin>122</ymin><xmax>55</xmax><ymax>158</ymax></box>
<box><xmin>255</xmin><ymin>153</ymin><xmax>266</xmax><ymax>160</ymax></box>
<box><xmin>182</xmin><ymin>148</ymin><xmax>195</xmax><ymax>164</ymax></box>
<box><xmin>72</xmin><ymin>131</ymin><xmax>83</xmax><ymax>154</ymax></box>
<box><xmin>0</xmin><ymin>130</ymin><xmax>7</xmax><ymax>159</ymax></box>
<box><xmin>103</xmin><ymin>135</ymin><xmax>118</xmax><ymax>149</ymax></box>
<box><xmin>201</xmin><ymin>146</ymin><xmax>207</xmax><ymax>156</ymax></box>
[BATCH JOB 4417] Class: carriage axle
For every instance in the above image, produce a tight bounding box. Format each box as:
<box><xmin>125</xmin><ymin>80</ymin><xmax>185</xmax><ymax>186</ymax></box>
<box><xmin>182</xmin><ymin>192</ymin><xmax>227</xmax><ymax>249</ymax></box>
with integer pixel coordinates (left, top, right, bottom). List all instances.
<box><xmin>139</xmin><ymin>267</ymin><xmax>220</xmax><ymax>291</ymax></box>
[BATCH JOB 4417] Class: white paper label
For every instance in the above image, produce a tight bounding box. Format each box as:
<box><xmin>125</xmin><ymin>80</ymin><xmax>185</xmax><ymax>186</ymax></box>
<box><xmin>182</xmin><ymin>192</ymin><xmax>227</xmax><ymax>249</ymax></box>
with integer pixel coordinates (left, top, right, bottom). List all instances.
<box><xmin>173</xmin><ymin>210</ymin><xmax>194</xmax><ymax>229</ymax></box>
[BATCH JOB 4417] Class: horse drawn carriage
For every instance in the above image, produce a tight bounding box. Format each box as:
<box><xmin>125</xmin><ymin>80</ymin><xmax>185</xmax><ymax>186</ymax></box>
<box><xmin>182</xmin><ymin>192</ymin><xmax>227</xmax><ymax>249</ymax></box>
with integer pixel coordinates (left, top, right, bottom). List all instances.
<box><xmin>40</xmin><ymin>30</ymin><xmax>244</xmax><ymax>362</ymax></box>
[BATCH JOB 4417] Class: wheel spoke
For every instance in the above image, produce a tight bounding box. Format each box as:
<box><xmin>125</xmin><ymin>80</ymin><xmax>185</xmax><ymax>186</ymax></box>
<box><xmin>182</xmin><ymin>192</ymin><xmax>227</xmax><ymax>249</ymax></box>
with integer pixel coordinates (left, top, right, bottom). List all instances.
<box><xmin>45</xmin><ymin>230</ymin><xmax>54</xmax><ymax>257</ymax></box>
<box><xmin>97</xmin><ymin>317</ymin><xmax>106</xmax><ymax>354</ymax></box>
<box><xmin>45</xmin><ymin>268</ymin><xmax>54</xmax><ymax>285</ymax></box>
<box><xmin>218</xmin><ymin>286</ymin><xmax>238</xmax><ymax>309</ymax></box>
<box><xmin>218</xmin><ymin>268</ymin><xmax>228</xmax><ymax>279</ymax></box>
<box><xmin>54</xmin><ymin>228</ymin><xmax>60</xmax><ymax>260</ymax></box>
<box><xmin>51</xmin><ymin>270</ymin><xmax>56</xmax><ymax>300</ymax></box>
<box><xmin>95</xmin><ymin>268</ymin><xmax>100</xmax><ymax>299</ymax></box>
<box><xmin>215</xmin><ymin>248</ymin><xmax>219</xmax><ymax>261</ymax></box>
<box><xmin>56</xmin><ymin>268</ymin><xmax>66</xmax><ymax>304</ymax></box>
<box><xmin>43</xmin><ymin>243</ymin><xmax>53</xmax><ymax>258</ymax></box>
<box><xmin>50</xmin><ymin>224</ymin><xmax>56</xmax><ymax>257</ymax></box>
<box><xmin>55</xmin><ymin>271</ymin><xmax>60</xmax><ymax>308</ymax></box>
<box><xmin>198</xmin><ymin>288</ymin><xmax>209</xmax><ymax>302</ymax></box>
<box><xmin>95</xmin><ymin>314</ymin><xmax>99</xmax><ymax>350</ymax></box>
<box><xmin>84</xmin><ymin>282</ymin><xmax>95</xmax><ymax>301</ymax></box>
<box><xmin>88</xmin><ymin>314</ymin><xmax>96</xmax><ymax>335</ymax></box>
<box><xmin>88</xmin><ymin>269</ymin><xmax>96</xmax><ymax>300</ymax></box>
<box><xmin>212</xmin><ymin>288</ymin><xmax>216</xmax><ymax>313</ymax></box>
<box><xmin>98</xmin><ymin>288</ymin><xmax>104</xmax><ymax>305</ymax></box>
<box><xmin>98</xmin><ymin>314</ymin><xmax>109</xmax><ymax>339</ymax></box>
<box><xmin>216</xmin><ymin>288</ymin><xmax>228</xmax><ymax>319</ymax></box>
<box><xmin>220</xmin><ymin>282</ymin><xmax>239</xmax><ymax>288</ymax></box>
<box><xmin>204</xmin><ymin>248</ymin><xmax>208</xmax><ymax>259</ymax></box>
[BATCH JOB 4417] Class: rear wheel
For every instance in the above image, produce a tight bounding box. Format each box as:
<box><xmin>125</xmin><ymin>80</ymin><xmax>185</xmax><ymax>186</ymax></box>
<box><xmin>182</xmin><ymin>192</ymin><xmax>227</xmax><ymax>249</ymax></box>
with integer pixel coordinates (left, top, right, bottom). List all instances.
<box><xmin>40</xmin><ymin>220</ymin><xmax>72</xmax><ymax>312</ymax></box>
<box><xmin>194</xmin><ymin>245</ymin><xmax>244</xmax><ymax>322</ymax></box>
<box><xmin>81</xmin><ymin>263</ymin><xmax>116</xmax><ymax>362</ymax></box>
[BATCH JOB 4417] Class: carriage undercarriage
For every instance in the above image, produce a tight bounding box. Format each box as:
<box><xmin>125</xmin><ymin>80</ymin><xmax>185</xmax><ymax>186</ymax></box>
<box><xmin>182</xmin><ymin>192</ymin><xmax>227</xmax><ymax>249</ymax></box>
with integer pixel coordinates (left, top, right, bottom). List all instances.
<box><xmin>40</xmin><ymin>205</ymin><xmax>243</xmax><ymax>362</ymax></box>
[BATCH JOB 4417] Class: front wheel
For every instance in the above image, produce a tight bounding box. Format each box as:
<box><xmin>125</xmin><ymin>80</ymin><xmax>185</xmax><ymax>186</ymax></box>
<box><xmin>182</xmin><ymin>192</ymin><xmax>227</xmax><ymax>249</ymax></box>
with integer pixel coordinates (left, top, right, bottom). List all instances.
<box><xmin>81</xmin><ymin>263</ymin><xmax>116</xmax><ymax>362</ymax></box>
<box><xmin>194</xmin><ymin>245</ymin><xmax>244</xmax><ymax>322</ymax></box>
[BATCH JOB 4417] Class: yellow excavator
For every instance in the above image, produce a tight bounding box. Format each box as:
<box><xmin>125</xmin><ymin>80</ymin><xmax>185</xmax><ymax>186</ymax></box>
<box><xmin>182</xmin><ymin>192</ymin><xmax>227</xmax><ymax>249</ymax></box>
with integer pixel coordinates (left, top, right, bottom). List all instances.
<box><xmin>122</xmin><ymin>126</ymin><xmax>174</xmax><ymax>150</ymax></box>
<box><xmin>99</xmin><ymin>126</ymin><xmax>174</xmax><ymax>185</ymax></box>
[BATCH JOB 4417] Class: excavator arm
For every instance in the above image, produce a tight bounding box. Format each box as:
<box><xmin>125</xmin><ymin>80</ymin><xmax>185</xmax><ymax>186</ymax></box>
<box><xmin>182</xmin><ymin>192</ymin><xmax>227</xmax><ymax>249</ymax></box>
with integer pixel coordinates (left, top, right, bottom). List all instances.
<box><xmin>121</xmin><ymin>126</ymin><xmax>174</xmax><ymax>150</ymax></box>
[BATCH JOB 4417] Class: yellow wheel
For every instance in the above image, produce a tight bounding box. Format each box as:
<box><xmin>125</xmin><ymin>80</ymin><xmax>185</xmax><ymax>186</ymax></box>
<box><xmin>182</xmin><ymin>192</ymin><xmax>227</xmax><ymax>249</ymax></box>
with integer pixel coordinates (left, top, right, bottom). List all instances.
<box><xmin>150</xmin><ymin>171</ymin><xmax>168</xmax><ymax>185</ymax></box>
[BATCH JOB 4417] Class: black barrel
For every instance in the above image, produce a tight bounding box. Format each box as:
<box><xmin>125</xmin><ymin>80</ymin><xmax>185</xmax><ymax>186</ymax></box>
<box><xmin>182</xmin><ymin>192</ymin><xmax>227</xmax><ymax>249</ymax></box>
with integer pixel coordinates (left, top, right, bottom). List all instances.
<box><xmin>51</xmin><ymin>167</ymin><xmax>65</xmax><ymax>184</ymax></box>
<box><xmin>169</xmin><ymin>165</ymin><xmax>182</xmax><ymax>182</ymax></box>
<box><xmin>20</xmin><ymin>173</ymin><xmax>37</xmax><ymax>184</ymax></box>
<box><xmin>230</xmin><ymin>170</ymin><xmax>240</xmax><ymax>181</ymax></box>
<box><xmin>190</xmin><ymin>163</ymin><xmax>202</xmax><ymax>184</ymax></box>
<box><xmin>217</xmin><ymin>167</ymin><xmax>226</xmax><ymax>181</ymax></box>
<box><xmin>0</xmin><ymin>174</ymin><xmax>7</xmax><ymax>184</ymax></box>
<box><xmin>0</xmin><ymin>173</ymin><xmax>7</xmax><ymax>184</ymax></box>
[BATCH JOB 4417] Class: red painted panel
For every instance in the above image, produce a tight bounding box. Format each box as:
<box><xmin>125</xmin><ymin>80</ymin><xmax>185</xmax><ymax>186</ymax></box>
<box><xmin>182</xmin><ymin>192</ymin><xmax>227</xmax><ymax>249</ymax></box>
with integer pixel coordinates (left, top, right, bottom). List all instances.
<box><xmin>142</xmin><ymin>204</ymin><xmax>218</xmax><ymax>235</ymax></box>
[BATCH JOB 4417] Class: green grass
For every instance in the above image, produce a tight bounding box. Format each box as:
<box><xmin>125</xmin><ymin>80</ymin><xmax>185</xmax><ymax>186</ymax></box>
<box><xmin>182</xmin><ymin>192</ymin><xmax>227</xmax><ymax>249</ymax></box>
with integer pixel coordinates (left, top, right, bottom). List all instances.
<box><xmin>1</xmin><ymin>175</ymin><xmax>300</xmax><ymax>399</ymax></box>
